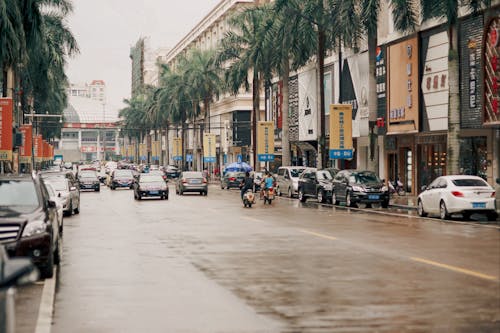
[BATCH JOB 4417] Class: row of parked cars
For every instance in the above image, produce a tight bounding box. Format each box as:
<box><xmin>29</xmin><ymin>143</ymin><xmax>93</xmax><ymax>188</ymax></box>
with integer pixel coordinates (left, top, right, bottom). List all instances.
<box><xmin>225</xmin><ymin>166</ymin><xmax>498</xmax><ymax>221</ymax></box>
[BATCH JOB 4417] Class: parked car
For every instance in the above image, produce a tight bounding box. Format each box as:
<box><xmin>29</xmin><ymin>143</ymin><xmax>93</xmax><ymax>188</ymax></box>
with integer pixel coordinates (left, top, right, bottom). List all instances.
<box><xmin>276</xmin><ymin>166</ymin><xmax>306</xmax><ymax>197</ymax></box>
<box><xmin>298</xmin><ymin>168</ymin><xmax>335</xmax><ymax>203</ymax></box>
<box><xmin>221</xmin><ymin>171</ymin><xmax>245</xmax><ymax>190</ymax></box>
<box><xmin>78</xmin><ymin>170</ymin><xmax>100</xmax><ymax>192</ymax></box>
<box><xmin>253</xmin><ymin>172</ymin><xmax>264</xmax><ymax>192</ymax></box>
<box><xmin>63</xmin><ymin>161</ymin><xmax>73</xmax><ymax>170</ymax></box>
<box><xmin>176</xmin><ymin>171</ymin><xmax>208</xmax><ymax>195</ymax></box>
<box><xmin>44</xmin><ymin>183</ymin><xmax>64</xmax><ymax>233</ymax></box>
<box><xmin>110</xmin><ymin>169</ymin><xmax>135</xmax><ymax>190</ymax></box>
<box><xmin>43</xmin><ymin>176</ymin><xmax>80</xmax><ymax>216</ymax></box>
<box><xmin>0</xmin><ymin>245</ymin><xmax>38</xmax><ymax>333</ymax></box>
<box><xmin>165</xmin><ymin>165</ymin><xmax>180</xmax><ymax>179</ymax></box>
<box><xmin>0</xmin><ymin>174</ymin><xmax>61</xmax><ymax>278</ymax></box>
<box><xmin>332</xmin><ymin>170</ymin><xmax>389</xmax><ymax>208</ymax></box>
<box><xmin>133</xmin><ymin>174</ymin><xmax>169</xmax><ymax>200</ymax></box>
<box><xmin>417</xmin><ymin>175</ymin><xmax>498</xmax><ymax>221</ymax></box>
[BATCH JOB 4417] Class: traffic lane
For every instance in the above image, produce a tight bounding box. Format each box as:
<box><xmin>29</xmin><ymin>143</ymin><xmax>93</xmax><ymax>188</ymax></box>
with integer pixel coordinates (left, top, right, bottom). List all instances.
<box><xmin>15</xmin><ymin>282</ymin><xmax>44</xmax><ymax>333</ymax></box>
<box><xmin>208</xmin><ymin>187</ymin><xmax>500</xmax><ymax>280</ymax></box>
<box><xmin>174</xmin><ymin>187</ymin><xmax>500</xmax><ymax>331</ymax></box>
<box><xmin>52</xmin><ymin>184</ymin><xmax>282</xmax><ymax>333</ymax></box>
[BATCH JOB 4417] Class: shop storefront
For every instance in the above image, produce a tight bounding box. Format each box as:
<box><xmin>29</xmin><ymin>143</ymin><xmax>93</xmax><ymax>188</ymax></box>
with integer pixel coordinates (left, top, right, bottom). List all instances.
<box><xmin>416</xmin><ymin>134</ymin><xmax>447</xmax><ymax>191</ymax></box>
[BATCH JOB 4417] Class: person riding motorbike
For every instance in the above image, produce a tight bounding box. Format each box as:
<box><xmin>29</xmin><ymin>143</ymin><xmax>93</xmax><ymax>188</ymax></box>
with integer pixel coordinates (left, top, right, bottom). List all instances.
<box><xmin>261</xmin><ymin>171</ymin><xmax>274</xmax><ymax>198</ymax></box>
<box><xmin>240</xmin><ymin>172</ymin><xmax>254</xmax><ymax>200</ymax></box>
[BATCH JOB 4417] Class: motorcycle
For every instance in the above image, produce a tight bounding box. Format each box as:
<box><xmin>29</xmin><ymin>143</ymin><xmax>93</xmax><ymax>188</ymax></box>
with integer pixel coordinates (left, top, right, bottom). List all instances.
<box><xmin>242</xmin><ymin>189</ymin><xmax>255</xmax><ymax>208</ymax></box>
<box><xmin>261</xmin><ymin>187</ymin><xmax>275</xmax><ymax>205</ymax></box>
<box><xmin>389</xmin><ymin>179</ymin><xmax>405</xmax><ymax>196</ymax></box>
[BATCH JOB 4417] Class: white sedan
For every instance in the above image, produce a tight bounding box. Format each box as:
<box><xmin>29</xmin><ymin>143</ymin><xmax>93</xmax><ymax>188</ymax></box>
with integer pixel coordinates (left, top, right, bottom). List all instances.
<box><xmin>417</xmin><ymin>175</ymin><xmax>497</xmax><ymax>221</ymax></box>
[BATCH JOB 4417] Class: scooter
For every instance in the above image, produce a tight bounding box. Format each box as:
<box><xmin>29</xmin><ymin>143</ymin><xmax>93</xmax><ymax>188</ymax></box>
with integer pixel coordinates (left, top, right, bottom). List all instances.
<box><xmin>262</xmin><ymin>187</ymin><xmax>275</xmax><ymax>205</ymax></box>
<box><xmin>243</xmin><ymin>189</ymin><xmax>255</xmax><ymax>208</ymax></box>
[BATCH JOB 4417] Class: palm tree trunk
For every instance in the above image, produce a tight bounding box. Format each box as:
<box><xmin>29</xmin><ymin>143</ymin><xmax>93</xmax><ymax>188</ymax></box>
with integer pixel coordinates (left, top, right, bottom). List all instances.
<box><xmin>192</xmin><ymin>116</ymin><xmax>198</xmax><ymax>171</ymax></box>
<box><xmin>367</xmin><ymin>30</ymin><xmax>378</xmax><ymax>173</ymax></box>
<box><xmin>281</xmin><ymin>58</ymin><xmax>291</xmax><ymax>166</ymax></box>
<box><xmin>447</xmin><ymin>25</ymin><xmax>460</xmax><ymax>175</ymax></box>
<box><xmin>317</xmin><ymin>30</ymin><xmax>326</xmax><ymax>169</ymax></box>
<box><xmin>252</xmin><ymin>67</ymin><xmax>260</xmax><ymax>170</ymax></box>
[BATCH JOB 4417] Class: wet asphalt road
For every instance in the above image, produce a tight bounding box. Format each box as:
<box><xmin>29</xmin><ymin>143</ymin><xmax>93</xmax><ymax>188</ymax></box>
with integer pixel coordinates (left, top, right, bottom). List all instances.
<box><xmin>47</xmin><ymin>183</ymin><xmax>499</xmax><ymax>333</ymax></box>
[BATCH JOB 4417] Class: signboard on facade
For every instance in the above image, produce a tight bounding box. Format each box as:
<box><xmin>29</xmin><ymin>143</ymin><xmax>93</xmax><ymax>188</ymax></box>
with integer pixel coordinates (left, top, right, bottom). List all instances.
<box><xmin>0</xmin><ymin>98</ymin><xmax>13</xmax><ymax>161</ymax></box>
<box><xmin>329</xmin><ymin>104</ymin><xmax>353</xmax><ymax>159</ymax></box>
<box><xmin>20</xmin><ymin>125</ymin><xmax>32</xmax><ymax>163</ymax></box>
<box><xmin>298</xmin><ymin>69</ymin><xmax>317</xmax><ymax>141</ymax></box>
<box><xmin>34</xmin><ymin>135</ymin><xmax>43</xmax><ymax>162</ymax></box>
<box><xmin>484</xmin><ymin>17</ymin><xmax>500</xmax><ymax>125</ymax></box>
<box><xmin>151</xmin><ymin>140</ymin><xmax>160</xmax><ymax>161</ymax></box>
<box><xmin>257</xmin><ymin>121</ymin><xmax>275</xmax><ymax>162</ymax></box>
<box><xmin>387</xmin><ymin>37</ymin><xmax>419</xmax><ymax>133</ymax></box>
<box><xmin>139</xmin><ymin>143</ymin><xmax>146</xmax><ymax>161</ymax></box>
<box><xmin>203</xmin><ymin>133</ymin><xmax>216</xmax><ymax>163</ymax></box>
<box><xmin>173</xmin><ymin>137</ymin><xmax>182</xmax><ymax>161</ymax></box>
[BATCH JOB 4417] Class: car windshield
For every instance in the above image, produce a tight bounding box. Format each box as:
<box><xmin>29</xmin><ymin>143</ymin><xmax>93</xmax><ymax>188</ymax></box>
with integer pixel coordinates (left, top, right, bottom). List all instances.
<box><xmin>140</xmin><ymin>175</ymin><xmax>164</xmax><ymax>183</ymax></box>
<box><xmin>114</xmin><ymin>170</ymin><xmax>133</xmax><ymax>177</ymax></box>
<box><xmin>452</xmin><ymin>178</ymin><xmax>489</xmax><ymax>187</ymax></box>
<box><xmin>350</xmin><ymin>172</ymin><xmax>380</xmax><ymax>184</ymax></box>
<box><xmin>183</xmin><ymin>172</ymin><xmax>203</xmax><ymax>178</ymax></box>
<box><xmin>317</xmin><ymin>171</ymin><xmax>332</xmax><ymax>180</ymax></box>
<box><xmin>46</xmin><ymin>179</ymin><xmax>69</xmax><ymax>191</ymax></box>
<box><xmin>290</xmin><ymin>169</ymin><xmax>304</xmax><ymax>178</ymax></box>
<box><xmin>0</xmin><ymin>180</ymin><xmax>40</xmax><ymax>211</ymax></box>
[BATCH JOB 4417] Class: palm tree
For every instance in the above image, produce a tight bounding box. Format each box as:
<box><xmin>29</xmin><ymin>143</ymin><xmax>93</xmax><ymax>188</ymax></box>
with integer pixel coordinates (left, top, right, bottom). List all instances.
<box><xmin>218</xmin><ymin>4</ymin><xmax>274</xmax><ymax>169</ymax></box>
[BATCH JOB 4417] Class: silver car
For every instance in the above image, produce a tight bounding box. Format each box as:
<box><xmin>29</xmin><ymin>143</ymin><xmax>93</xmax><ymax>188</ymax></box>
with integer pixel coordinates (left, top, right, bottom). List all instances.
<box><xmin>44</xmin><ymin>177</ymin><xmax>80</xmax><ymax>216</ymax></box>
<box><xmin>45</xmin><ymin>183</ymin><xmax>64</xmax><ymax>233</ymax></box>
<box><xmin>176</xmin><ymin>171</ymin><xmax>208</xmax><ymax>196</ymax></box>
<box><xmin>276</xmin><ymin>166</ymin><xmax>306</xmax><ymax>198</ymax></box>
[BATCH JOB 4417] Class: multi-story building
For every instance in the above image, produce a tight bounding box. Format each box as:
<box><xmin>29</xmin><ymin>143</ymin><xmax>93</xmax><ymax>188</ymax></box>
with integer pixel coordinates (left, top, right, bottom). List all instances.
<box><xmin>68</xmin><ymin>80</ymin><xmax>107</xmax><ymax>103</ymax></box>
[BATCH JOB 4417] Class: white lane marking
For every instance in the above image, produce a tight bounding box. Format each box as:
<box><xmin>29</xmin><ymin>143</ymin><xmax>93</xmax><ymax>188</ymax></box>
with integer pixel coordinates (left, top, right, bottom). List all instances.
<box><xmin>35</xmin><ymin>267</ymin><xmax>57</xmax><ymax>333</ymax></box>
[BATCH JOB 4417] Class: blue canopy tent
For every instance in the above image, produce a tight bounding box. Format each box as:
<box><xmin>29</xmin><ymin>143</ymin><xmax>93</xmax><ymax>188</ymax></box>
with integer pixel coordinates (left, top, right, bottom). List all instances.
<box><xmin>224</xmin><ymin>162</ymin><xmax>253</xmax><ymax>173</ymax></box>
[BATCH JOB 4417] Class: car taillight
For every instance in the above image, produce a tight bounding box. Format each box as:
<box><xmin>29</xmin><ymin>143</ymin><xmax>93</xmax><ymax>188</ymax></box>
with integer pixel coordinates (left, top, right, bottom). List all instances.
<box><xmin>491</xmin><ymin>191</ymin><xmax>496</xmax><ymax>198</ymax></box>
<box><xmin>182</xmin><ymin>178</ymin><xmax>187</xmax><ymax>184</ymax></box>
<box><xmin>229</xmin><ymin>177</ymin><xmax>236</xmax><ymax>181</ymax></box>
<box><xmin>203</xmin><ymin>178</ymin><xmax>207</xmax><ymax>183</ymax></box>
<box><xmin>451</xmin><ymin>191</ymin><xmax>464</xmax><ymax>197</ymax></box>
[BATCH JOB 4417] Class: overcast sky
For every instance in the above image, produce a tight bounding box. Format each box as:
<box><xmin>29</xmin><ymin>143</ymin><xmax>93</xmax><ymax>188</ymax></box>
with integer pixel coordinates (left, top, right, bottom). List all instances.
<box><xmin>66</xmin><ymin>0</ymin><xmax>221</xmax><ymax>115</ymax></box>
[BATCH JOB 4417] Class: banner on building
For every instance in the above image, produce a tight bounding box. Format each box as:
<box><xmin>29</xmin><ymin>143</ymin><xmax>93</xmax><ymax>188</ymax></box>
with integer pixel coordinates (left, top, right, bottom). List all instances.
<box><xmin>203</xmin><ymin>133</ymin><xmax>216</xmax><ymax>163</ymax></box>
<box><xmin>20</xmin><ymin>125</ymin><xmax>32</xmax><ymax>164</ymax></box>
<box><xmin>257</xmin><ymin>121</ymin><xmax>275</xmax><ymax>162</ymax></box>
<box><xmin>0</xmin><ymin>98</ymin><xmax>13</xmax><ymax>161</ymax></box>
<box><xmin>329</xmin><ymin>104</ymin><xmax>353</xmax><ymax>159</ymax></box>
<box><xmin>152</xmin><ymin>140</ymin><xmax>160</xmax><ymax>161</ymax></box>
<box><xmin>484</xmin><ymin>17</ymin><xmax>500</xmax><ymax>124</ymax></box>
<box><xmin>34</xmin><ymin>135</ymin><xmax>43</xmax><ymax>162</ymax></box>
<box><xmin>139</xmin><ymin>143</ymin><xmax>147</xmax><ymax>161</ymax></box>
<box><xmin>173</xmin><ymin>137</ymin><xmax>182</xmax><ymax>161</ymax></box>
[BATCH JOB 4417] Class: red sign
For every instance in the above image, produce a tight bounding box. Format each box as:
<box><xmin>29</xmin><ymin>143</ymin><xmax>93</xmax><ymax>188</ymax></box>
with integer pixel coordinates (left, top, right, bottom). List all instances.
<box><xmin>34</xmin><ymin>135</ymin><xmax>43</xmax><ymax>160</ymax></box>
<box><xmin>20</xmin><ymin>125</ymin><xmax>32</xmax><ymax>162</ymax></box>
<box><xmin>0</xmin><ymin>98</ymin><xmax>13</xmax><ymax>161</ymax></box>
<box><xmin>484</xmin><ymin>18</ymin><xmax>500</xmax><ymax>124</ymax></box>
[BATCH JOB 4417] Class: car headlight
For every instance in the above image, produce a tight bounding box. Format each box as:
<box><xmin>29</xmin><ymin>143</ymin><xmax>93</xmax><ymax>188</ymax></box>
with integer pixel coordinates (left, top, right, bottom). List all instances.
<box><xmin>351</xmin><ymin>185</ymin><xmax>365</xmax><ymax>192</ymax></box>
<box><xmin>22</xmin><ymin>220</ymin><xmax>47</xmax><ymax>237</ymax></box>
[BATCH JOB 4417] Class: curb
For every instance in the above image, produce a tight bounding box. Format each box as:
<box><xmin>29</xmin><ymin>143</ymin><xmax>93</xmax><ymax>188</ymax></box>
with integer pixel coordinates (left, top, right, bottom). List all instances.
<box><xmin>35</xmin><ymin>267</ymin><xmax>57</xmax><ymax>333</ymax></box>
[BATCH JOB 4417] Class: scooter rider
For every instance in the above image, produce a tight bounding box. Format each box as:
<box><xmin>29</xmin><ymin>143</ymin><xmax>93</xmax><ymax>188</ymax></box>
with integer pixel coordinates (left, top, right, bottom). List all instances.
<box><xmin>263</xmin><ymin>171</ymin><xmax>274</xmax><ymax>192</ymax></box>
<box><xmin>240</xmin><ymin>171</ymin><xmax>254</xmax><ymax>200</ymax></box>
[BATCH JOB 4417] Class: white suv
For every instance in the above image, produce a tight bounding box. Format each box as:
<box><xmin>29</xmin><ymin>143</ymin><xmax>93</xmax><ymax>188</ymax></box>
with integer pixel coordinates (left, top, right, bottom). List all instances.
<box><xmin>276</xmin><ymin>166</ymin><xmax>306</xmax><ymax>198</ymax></box>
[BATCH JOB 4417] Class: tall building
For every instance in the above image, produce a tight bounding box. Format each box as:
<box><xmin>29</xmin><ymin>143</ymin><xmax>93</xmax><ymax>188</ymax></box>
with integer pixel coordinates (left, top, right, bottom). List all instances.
<box><xmin>68</xmin><ymin>80</ymin><xmax>107</xmax><ymax>103</ymax></box>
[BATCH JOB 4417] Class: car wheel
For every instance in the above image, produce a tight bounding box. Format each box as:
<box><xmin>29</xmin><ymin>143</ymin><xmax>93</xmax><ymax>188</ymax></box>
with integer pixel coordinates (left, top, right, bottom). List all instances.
<box><xmin>332</xmin><ymin>192</ymin><xmax>339</xmax><ymax>205</ymax></box>
<box><xmin>179</xmin><ymin>190</ymin><xmax>183</xmax><ymax>195</ymax></box>
<box><xmin>96</xmin><ymin>187</ymin><xmax>100</xmax><ymax>192</ymax></box>
<box><xmin>74</xmin><ymin>201</ymin><xmax>80</xmax><ymax>214</ymax></box>
<box><xmin>39</xmin><ymin>244</ymin><xmax>54</xmax><ymax>279</ymax></box>
<box><xmin>439</xmin><ymin>201</ymin><xmax>450</xmax><ymax>220</ymax></box>
<box><xmin>66</xmin><ymin>202</ymin><xmax>73</xmax><ymax>217</ymax></box>
<box><xmin>346</xmin><ymin>192</ymin><xmax>357</xmax><ymax>208</ymax></box>
<box><xmin>381</xmin><ymin>200</ymin><xmax>389</xmax><ymax>209</ymax></box>
<box><xmin>138</xmin><ymin>194</ymin><xmax>142</xmax><ymax>200</ymax></box>
<box><xmin>54</xmin><ymin>234</ymin><xmax>62</xmax><ymax>265</ymax></box>
<box><xmin>317</xmin><ymin>190</ymin><xmax>324</xmax><ymax>203</ymax></box>
<box><xmin>462</xmin><ymin>212</ymin><xmax>471</xmax><ymax>220</ymax></box>
<box><xmin>298</xmin><ymin>189</ymin><xmax>306</xmax><ymax>202</ymax></box>
<box><xmin>288</xmin><ymin>187</ymin><xmax>293</xmax><ymax>198</ymax></box>
<box><xmin>417</xmin><ymin>200</ymin><xmax>427</xmax><ymax>217</ymax></box>
<box><xmin>204</xmin><ymin>191</ymin><xmax>208</xmax><ymax>196</ymax></box>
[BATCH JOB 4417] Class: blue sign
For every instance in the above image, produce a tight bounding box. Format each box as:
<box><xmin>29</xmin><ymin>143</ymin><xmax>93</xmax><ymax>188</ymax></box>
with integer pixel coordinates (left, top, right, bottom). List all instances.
<box><xmin>140</xmin><ymin>155</ymin><xmax>147</xmax><ymax>161</ymax></box>
<box><xmin>186</xmin><ymin>154</ymin><xmax>193</xmax><ymax>162</ymax></box>
<box><xmin>223</xmin><ymin>154</ymin><xmax>227</xmax><ymax>164</ymax></box>
<box><xmin>204</xmin><ymin>157</ymin><xmax>216</xmax><ymax>163</ymax></box>
<box><xmin>173</xmin><ymin>156</ymin><xmax>182</xmax><ymax>161</ymax></box>
<box><xmin>329</xmin><ymin>149</ymin><xmax>353</xmax><ymax>159</ymax></box>
<box><xmin>258</xmin><ymin>154</ymin><xmax>275</xmax><ymax>162</ymax></box>
<box><xmin>152</xmin><ymin>156</ymin><xmax>159</xmax><ymax>161</ymax></box>
<box><xmin>237</xmin><ymin>154</ymin><xmax>242</xmax><ymax>163</ymax></box>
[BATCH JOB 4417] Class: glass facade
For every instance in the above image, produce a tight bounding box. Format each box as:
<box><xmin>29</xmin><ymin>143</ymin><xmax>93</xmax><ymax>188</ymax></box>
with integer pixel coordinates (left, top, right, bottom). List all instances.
<box><xmin>458</xmin><ymin>137</ymin><xmax>487</xmax><ymax>180</ymax></box>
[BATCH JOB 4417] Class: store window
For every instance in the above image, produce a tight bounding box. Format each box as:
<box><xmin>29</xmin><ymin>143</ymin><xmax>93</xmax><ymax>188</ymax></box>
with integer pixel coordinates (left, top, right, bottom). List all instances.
<box><xmin>418</xmin><ymin>143</ymin><xmax>447</xmax><ymax>191</ymax></box>
<box><xmin>459</xmin><ymin>137</ymin><xmax>487</xmax><ymax>180</ymax></box>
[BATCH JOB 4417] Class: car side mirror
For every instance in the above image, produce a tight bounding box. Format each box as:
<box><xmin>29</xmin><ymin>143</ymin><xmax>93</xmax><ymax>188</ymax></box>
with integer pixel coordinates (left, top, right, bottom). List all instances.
<box><xmin>421</xmin><ymin>185</ymin><xmax>428</xmax><ymax>191</ymax></box>
<box><xmin>0</xmin><ymin>257</ymin><xmax>38</xmax><ymax>289</ymax></box>
<box><xmin>58</xmin><ymin>193</ymin><xmax>61</xmax><ymax>198</ymax></box>
<box><xmin>48</xmin><ymin>199</ymin><xmax>57</xmax><ymax>208</ymax></box>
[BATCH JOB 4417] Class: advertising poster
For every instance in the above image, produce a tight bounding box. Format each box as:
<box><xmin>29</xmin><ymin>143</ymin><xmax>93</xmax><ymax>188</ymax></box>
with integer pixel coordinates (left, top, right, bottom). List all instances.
<box><xmin>20</xmin><ymin>125</ymin><xmax>32</xmax><ymax>164</ymax></box>
<box><xmin>173</xmin><ymin>137</ymin><xmax>182</xmax><ymax>161</ymax></box>
<box><xmin>203</xmin><ymin>133</ymin><xmax>216</xmax><ymax>163</ymax></box>
<box><xmin>257</xmin><ymin>121</ymin><xmax>275</xmax><ymax>162</ymax></box>
<box><xmin>329</xmin><ymin>104</ymin><xmax>353</xmax><ymax>159</ymax></box>
<box><xmin>139</xmin><ymin>143</ymin><xmax>146</xmax><ymax>161</ymax></box>
<box><xmin>0</xmin><ymin>98</ymin><xmax>13</xmax><ymax>161</ymax></box>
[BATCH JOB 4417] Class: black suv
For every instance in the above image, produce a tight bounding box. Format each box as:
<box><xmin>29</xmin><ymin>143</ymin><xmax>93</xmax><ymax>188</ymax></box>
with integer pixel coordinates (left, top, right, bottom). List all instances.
<box><xmin>332</xmin><ymin>170</ymin><xmax>389</xmax><ymax>208</ymax></box>
<box><xmin>298</xmin><ymin>168</ymin><xmax>335</xmax><ymax>203</ymax></box>
<box><xmin>0</xmin><ymin>174</ymin><xmax>61</xmax><ymax>278</ymax></box>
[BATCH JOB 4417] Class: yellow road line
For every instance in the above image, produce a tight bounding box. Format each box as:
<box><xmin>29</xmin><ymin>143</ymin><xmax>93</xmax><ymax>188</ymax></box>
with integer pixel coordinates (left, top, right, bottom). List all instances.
<box><xmin>411</xmin><ymin>257</ymin><xmax>498</xmax><ymax>281</ymax></box>
<box><xmin>299</xmin><ymin>229</ymin><xmax>337</xmax><ymax>241</ymax></box>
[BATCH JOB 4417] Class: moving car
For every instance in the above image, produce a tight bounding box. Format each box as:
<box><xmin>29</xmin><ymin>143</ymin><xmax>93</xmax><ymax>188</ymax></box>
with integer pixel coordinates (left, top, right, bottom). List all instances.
<box><xmin>133</xmin><ymin>174</ymin><xmax>169</xmax><ymax>200</ymax></box>
<box><xmin>417</xmin><ymin>175</ymin><xmax>497</xmax><ymax>221</ymax></box>
<box><xmin>298</xmin><ymin>168</ymin><xmax>334</xmax><ymax>203</ymax></box>
<box><xmin>165</xmin><ymin>165</ymin><xmax>180</xmax><ymax>179</ymax></box>
<box><xmin>276</xmin><ymin>166</ymin><xmax>306</xmax><ymax>198</ymax></box>
<box><xmin>220</xmin><ymin>171</ymin><xmax>245</xmax><ymax>190</ymax></box>
<box><xmin>44</xmin><ymin>177</ymin><xmax>81</xmax><ymax>216</ymax></box>
<box><xmin>0</xmin><ymin>174</ymin><xmax>61</xmax><ymax>278</ymax></box>
<box><xmin>176</xmin><ymin>171</ymin><xmax>208</xmax><ymax>195</ymax></box>
<box><xmin>78</xmin><ymin>170</ymin><xmax>100</xmax><ymax>191</ymax></box>
<box><xmin>332</xmin><ymin>170</ymin><xmax>389</xmax><ymax>208</ymax></box>
<box><xmin>110</xmin><ymin>169</ymin><xmax>135</xmax><ymax>190</ymax></box>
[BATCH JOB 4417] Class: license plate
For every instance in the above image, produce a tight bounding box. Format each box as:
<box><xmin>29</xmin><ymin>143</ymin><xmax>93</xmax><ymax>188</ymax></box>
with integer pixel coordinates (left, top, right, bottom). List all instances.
<box><xmin>149</xmin><ymin>191</ymin><xmax>159</xmax><ymax>195</ymax></box>
<box><xmin>368</xmin><ymin>194</ymin><xmax>379</xmax><ymax>200</ymax></box>
<box><xmin>190</xmin><ymin>179</ymin><xmax>201</xmax><ymax>184</ymax></box>
<box><xmin>472</xmin><ymin>202</ymin><xmax>486</xmax><ymax>208</ymax></box>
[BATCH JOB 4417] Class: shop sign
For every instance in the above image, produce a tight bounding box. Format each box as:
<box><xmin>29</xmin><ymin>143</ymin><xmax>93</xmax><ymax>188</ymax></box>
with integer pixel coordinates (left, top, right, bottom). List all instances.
<box><xmin>484</xmin><ymin>18</ymin><xmax>500</xmax><ymax>124</ymax></box>
<box><xmin>19</xmin><ymin>125</ymin><xmax>32</xmax><ymax>163</ymax></box>
<box><xmin>173</xmin><ymin>137</ymin><xmax>182</xmax><ymax>161</ymax></box>
<box><xmin>139</xmin><ymin>143</ymin><xmax>146</xmax><ymax>161</ymax></box>
<box><xmin>468</xmin><ymin>38</ymin><xmax>478</xmax><ymax>108</ymax></box>
<box><xmin>203</xmin><ymin>133</ymin><xmax>217</xmax><ymax>163</ymax></box>
<box><xmin>257</xmin><ymin>121</ymin><xmax>275</xmax><ymax>162</ymax></box>
<box><xmin>0</xmin><ymin>98</ymin><xmax>13</xmax><ymax>161</ymax></box>
<box><xmin>329</xmin><ymin>104</ymin><xmax>353</xmax><ymax>159</ymax></box>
